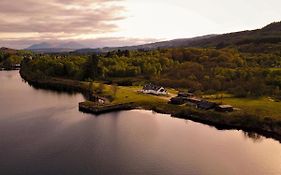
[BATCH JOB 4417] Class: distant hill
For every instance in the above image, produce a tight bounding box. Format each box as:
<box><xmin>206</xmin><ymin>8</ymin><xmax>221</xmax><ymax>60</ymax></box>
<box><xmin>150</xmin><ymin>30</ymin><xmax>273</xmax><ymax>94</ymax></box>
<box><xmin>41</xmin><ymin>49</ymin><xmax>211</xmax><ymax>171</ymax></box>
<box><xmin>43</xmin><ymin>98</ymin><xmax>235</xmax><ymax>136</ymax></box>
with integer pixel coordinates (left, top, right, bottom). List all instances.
<box><xmin>26</xmin><ymin>42</ymin><xmax>54</xmax><ymax>50</ymax></box>
<box><xmin>26</xmin><ymin>41</ymin><xmax>85</xmax><ymax>53</ymax></box>
<box><xmin>74</xmin><ymin>35</ymin><xmax>217</xmax><ymax>54</ymax></box>
<box><xmin>25</xmin><ymin>21</ymin><xmax>281</xmax><ymax>54</ymax></box>
<box><xmin>74</xmin><ymin>21</ymin><xmax>281</xmax><ymax>54</ymax></box>
<box><xmin>187</xmin><ymin>22</ymin><xmax>281</xmax><ymax>50</ymax></box>
<box><xmin>0</xmin><ymin>47</ymin><xmax>18</xmax><ymax>54</ymax></box>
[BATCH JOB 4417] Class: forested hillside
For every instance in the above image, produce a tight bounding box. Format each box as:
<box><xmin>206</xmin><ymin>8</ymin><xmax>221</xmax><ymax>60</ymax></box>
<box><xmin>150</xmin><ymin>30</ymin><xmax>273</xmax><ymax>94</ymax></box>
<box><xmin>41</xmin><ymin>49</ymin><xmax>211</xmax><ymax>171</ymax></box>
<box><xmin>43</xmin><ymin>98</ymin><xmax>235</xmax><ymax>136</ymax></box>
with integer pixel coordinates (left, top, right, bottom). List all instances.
<box><xmin>21</xmin><ymin>47</ymin><xmax>281</xmax><ymax>98</ymax></box>
<box><xmin>189</xmin><ymin>22</ymin><xmax>281</xmax><ymax>52</ymax></box>
<box><xmin>73</xmin><ymin>22</ymin><xmax>281</xmax><ymax>54</ymax></box>
<box><xmin>19</xmin><ymin>21</ymin><xmax>281</xmax><ymax>99</ymax></box>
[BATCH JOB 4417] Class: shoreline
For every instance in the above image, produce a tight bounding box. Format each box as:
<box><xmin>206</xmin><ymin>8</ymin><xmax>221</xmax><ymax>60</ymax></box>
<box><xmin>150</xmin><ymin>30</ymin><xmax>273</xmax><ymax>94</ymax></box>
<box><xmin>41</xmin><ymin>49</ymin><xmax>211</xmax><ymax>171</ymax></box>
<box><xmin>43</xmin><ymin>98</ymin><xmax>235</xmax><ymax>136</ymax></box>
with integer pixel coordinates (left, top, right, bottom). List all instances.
<box><xmin>20</xmin><ymin>69</ymin><xmax>281</xmax><ymax>142</ymax></box>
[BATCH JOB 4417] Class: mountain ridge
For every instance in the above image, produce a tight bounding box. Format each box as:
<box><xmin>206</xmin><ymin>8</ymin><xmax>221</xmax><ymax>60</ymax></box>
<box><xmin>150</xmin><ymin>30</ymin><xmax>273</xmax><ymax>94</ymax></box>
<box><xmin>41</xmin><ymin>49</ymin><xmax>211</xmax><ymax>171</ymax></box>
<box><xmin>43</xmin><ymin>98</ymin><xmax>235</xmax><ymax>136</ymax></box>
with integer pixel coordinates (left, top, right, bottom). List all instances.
<box><xmin>12</xmin><ymin>21</ymin><xmax>281</xmax><ymax>54</ymax></box>
<box><xmin>74</xmin><ymin>21</ymin><xmax>281</xmax><ymax>54</ymax></box>
<box><xmin>26</xmin><ymin>41</ymin><xmax>85</xmax><ymax>53</ymax></box>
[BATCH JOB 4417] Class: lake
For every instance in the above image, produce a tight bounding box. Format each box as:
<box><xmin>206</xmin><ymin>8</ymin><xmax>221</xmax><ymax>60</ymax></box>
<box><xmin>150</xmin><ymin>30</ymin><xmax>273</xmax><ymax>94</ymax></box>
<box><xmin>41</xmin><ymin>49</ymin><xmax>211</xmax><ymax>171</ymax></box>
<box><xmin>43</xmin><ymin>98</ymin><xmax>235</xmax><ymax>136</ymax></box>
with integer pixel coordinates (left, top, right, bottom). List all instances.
<box><xmin>0</xmin><ymin>71</ymin><xmax>280</xmax><ymax>175</ymax></box>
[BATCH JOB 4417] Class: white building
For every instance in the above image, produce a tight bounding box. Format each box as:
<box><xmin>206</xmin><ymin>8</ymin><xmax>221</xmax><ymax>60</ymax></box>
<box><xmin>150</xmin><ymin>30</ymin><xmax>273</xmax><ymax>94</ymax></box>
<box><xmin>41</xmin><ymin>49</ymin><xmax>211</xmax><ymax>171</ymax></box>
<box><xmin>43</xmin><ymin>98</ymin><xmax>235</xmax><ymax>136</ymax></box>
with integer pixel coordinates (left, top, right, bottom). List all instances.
<box><xmin>140</xmin><ymin>83</ymin><xmax>168</xmax><ymax>95</ymax></box>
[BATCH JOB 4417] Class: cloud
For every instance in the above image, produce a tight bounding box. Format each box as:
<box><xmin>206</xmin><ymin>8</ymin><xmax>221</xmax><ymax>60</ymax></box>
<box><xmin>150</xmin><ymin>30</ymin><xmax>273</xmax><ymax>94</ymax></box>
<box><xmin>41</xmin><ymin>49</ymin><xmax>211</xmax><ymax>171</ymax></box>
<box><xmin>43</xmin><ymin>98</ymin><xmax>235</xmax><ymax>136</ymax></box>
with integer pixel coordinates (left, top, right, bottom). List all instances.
<box><xmin>0</xmin><ymin>0</ymin><xmax>125</xmax><ymax>37</ymax></box>
<box><xmin>0</xmin><ymin>0</ymin><xmax>159</xmax><ymax>49</ymax></box>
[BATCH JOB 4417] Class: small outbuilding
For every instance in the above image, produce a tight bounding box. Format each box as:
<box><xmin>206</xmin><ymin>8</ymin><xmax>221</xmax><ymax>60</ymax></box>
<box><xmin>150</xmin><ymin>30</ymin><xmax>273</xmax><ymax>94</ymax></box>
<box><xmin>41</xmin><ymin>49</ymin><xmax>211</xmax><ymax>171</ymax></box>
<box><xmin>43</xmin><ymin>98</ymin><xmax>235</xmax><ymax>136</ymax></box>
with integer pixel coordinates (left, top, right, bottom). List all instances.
<box><xmin>215</xmin><ymin>105</ymin><xmax>234</xmax><ymax>112</ymax></box>
<box><xmin>169</xmin><ymin>97</ymin><xmax>185</xmax><ymax>105</ymax></box>
<box><xmin>186</xmin><ymin>97</ymin><xmax>202</xmax><ymax>104</ymax></box>
<box><xmin>178</xmin><ymin>92</ymin><xmax>194</xmax><ymax>98</ymax></box>
<box><xmin>197</xmin><ymin>100</ymin><xmax>217</xmax><ymax>110</ymax></box>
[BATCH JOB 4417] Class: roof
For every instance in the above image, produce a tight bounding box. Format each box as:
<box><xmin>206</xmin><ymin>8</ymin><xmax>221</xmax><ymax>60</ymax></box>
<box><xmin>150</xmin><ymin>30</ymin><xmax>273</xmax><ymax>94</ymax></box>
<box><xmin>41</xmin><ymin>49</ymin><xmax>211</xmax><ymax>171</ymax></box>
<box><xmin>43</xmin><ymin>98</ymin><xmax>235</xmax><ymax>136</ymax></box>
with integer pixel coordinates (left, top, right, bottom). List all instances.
<box><xmin>169</xmin><ymin>97</ymin><xmax>185</xmax><ymax>104</ymax></box>
<box><xmin>218</xmin><ymin>105</ymin><xmax>233</xmax><ymax>108</ymax></box>
<box><xmin>178</xmin><ymin>92</ymin><xmax>194</xmax><ymax>97</ymax></box>
<box><xmin>143</xmin><ymin>83</ymin><xmax>164</xmax><ymax>91</ymax></box>
<box><xmin>187</xmin><ymin>97</ymin><xmax>202</xmax><ymax>102</ymax></box>
<box><xmin>197</xmin><ymin>100</ymin><xmax>217</xmax><ymax>109</ymax></box>
<box><xmin>170</xmin><ymin>97</ymin><xmax>184</xmax><ymax>101</ymax></box>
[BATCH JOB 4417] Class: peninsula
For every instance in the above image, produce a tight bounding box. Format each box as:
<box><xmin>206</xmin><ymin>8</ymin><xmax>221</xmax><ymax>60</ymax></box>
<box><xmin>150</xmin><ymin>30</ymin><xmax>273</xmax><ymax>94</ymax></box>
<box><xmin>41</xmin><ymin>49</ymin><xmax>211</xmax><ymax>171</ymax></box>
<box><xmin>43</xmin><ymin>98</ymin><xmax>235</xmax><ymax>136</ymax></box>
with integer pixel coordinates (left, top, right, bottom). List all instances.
<box><xmin>17</xmin><ymin>21</ymin><xmax>281</xmax><ymax>141</ymax></box>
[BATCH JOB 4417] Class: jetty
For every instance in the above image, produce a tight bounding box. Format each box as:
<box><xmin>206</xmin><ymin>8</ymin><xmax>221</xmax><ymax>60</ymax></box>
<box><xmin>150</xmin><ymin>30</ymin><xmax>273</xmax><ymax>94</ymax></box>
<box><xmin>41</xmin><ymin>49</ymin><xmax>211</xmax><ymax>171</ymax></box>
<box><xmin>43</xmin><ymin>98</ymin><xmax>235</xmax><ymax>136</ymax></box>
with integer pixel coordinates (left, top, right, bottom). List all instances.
<box><xmin>79</xmin><ymin>101</ymin><xmax>136</xmax><ymax>115</ymax></box>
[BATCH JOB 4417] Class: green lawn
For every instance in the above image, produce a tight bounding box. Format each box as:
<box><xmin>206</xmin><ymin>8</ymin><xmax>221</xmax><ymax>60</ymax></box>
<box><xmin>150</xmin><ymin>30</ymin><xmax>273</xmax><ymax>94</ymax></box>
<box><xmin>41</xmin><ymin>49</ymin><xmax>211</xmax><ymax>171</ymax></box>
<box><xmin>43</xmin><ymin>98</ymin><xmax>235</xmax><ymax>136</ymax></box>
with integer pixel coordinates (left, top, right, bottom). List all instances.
<box><xmin>86</xmin><ymin>81</ymin><xmax>281</xmax><ymax>120</ymax></box>
<box><xmin>87</xmin><ymin>82</ymin><xmax>177</xmax><ymax>105</ymax></box>
<box><xmin>211</xmin><ymin>97</ymin><xmax>281</xmax><ymax>119</ymax></box>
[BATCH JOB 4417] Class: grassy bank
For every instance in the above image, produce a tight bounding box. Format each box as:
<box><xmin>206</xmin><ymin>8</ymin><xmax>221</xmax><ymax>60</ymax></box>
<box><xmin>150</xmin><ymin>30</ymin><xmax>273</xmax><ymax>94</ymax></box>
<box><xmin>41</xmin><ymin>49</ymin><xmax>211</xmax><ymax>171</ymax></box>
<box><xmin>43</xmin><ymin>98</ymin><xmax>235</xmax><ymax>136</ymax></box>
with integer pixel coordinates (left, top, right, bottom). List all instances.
<box><xmin>20</xmin><ymin>70</ymin><xmax>281</xmax><ymax>141</ymax></box>
<box><xmin>217</xmin><ymin>97</ymin><xmax>281</xmax><ymax>119</ymax></box>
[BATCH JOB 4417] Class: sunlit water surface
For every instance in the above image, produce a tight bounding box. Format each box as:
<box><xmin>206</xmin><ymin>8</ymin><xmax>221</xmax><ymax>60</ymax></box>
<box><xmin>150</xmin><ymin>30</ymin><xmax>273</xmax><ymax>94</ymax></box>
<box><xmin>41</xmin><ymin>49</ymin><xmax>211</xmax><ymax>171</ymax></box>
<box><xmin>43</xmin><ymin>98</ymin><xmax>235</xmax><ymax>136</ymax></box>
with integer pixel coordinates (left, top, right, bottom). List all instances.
<box><xmin>0</xmin><ymin>71</ymin><xmax>280</xmax><ymax>175</ymax></box>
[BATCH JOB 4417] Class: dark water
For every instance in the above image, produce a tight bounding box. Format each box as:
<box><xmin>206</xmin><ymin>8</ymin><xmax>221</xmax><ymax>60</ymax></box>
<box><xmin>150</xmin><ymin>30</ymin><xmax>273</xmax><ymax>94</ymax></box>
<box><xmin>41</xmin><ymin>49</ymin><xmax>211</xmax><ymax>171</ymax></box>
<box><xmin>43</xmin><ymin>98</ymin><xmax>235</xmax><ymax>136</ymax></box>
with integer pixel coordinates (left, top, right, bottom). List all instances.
<box><xmin>0</xmin><ymin>71</ymin><xmax>281</xmax><ymax>175</ymax></box>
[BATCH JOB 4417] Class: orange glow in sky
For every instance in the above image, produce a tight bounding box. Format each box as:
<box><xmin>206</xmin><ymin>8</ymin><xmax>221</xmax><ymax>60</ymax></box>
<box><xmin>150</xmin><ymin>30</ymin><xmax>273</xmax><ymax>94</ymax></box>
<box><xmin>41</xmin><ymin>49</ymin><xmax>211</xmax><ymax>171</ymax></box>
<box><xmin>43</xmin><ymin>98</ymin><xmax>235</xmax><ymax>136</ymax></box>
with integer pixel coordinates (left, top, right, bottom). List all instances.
<box><xmin>0</xmin><ymin>0</ymin><xmax>281</xmax><ymax>48</ymax></box>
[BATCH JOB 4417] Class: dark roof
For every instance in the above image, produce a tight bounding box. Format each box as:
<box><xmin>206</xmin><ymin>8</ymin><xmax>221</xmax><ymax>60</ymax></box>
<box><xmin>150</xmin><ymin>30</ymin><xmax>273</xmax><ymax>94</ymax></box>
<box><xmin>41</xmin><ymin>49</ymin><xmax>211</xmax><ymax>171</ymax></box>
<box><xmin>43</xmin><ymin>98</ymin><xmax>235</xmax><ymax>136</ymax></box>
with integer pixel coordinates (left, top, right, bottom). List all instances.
<box><xmin>169</xmin><ymin>97</ymin><xmax>185</xmax><ymax>105</ymax></box>
<box><xmin>197</xmin><ymin>101</ymin><xmax>217</xmax><ymax>110</ymax></box>
<box><xmin>186</xmin><ymin>97</ymin><xmax>202</xmax><ymax>104</ymax></box>
<box><xmin>178</xmin><ymin>92</ymin><xmax>194</xmax><ymax>97</ymax></box>
<box><xmin>143</xmin><ymin>83</ymin><xmax>165</xmax><ymax>91</ymax></box>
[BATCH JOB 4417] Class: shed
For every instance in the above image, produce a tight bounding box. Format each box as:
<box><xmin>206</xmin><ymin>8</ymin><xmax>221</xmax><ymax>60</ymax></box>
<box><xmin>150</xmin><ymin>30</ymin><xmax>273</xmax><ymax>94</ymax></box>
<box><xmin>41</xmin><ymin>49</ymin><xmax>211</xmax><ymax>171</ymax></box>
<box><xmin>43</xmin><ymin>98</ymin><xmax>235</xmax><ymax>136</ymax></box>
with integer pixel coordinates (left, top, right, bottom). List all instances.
<box><xmin>178</xmin><ymin>92</ymin><xmax>194</xmax><ymax>98</ymax></box>
<box><xmin>186</xmin><ymin>97</ymin><xmax>202</xmax><ymax>104</ymax></box>
<box><xmin>215</xmin><ymin>105</ymin><xmax>234</xmax><ymax>112</ymax></box>
<box><xmin>169</xmin><ymin>97</ymin><xmax>185</xmax><ymax>105</ymax></box>
<box><xmin>197</xmin><ymin>101</ymin><xmax>217</xmax><ymax>110</ymax></box>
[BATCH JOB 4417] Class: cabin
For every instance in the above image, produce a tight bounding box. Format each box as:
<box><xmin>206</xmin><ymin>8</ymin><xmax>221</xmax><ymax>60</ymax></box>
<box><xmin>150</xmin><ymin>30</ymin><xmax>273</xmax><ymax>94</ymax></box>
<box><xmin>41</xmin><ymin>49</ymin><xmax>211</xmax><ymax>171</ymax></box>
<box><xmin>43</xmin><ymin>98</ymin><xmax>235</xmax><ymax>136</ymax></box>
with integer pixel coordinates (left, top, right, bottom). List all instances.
<box><xmin>186</xmin><ymin>97</ymin><xmax>202</xmax><ymax>104</ymax></box>
<box><xmin>185</xmin><ymin>97</ymin><xmax>202</xmax><ymax>107</ymax></box>
<box><xmin>141</xmin><ymin>83</ymin><xmax>168</xmax><ymax>95</ymax></box>
<box><xmin>215</xmin><ymin>105</ymin><xmax>234</xmax><ymax>112</ymax></box>
<box><xmin>197</xmin><ymin>100</ymin><xmax>217</xmax><ymax>110</ymax></box>
<box><xmin>178</xmin><ymin>92</ymin><xmax>194</xmax><ymax>98</ymax></box>
<box><xmin>169</xmin><ymin>97</ymin><xmax>185</xmax><ymax>105</ymax></box>
<box><xmin>170</xmin><ymin>92</ymin><xmax>195</xmax><ymax>105</ymax></box>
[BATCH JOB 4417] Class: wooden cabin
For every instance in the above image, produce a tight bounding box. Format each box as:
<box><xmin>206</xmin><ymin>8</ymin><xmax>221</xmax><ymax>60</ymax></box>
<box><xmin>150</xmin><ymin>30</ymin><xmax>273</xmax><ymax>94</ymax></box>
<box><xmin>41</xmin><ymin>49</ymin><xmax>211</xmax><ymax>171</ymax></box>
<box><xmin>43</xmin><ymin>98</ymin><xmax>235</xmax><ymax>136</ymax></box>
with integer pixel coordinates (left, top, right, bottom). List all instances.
<box><xmin>169</xmin><ymin>97</ymin><xmax>185</xmax><ymax>105</ymax></box>
<box><xmin>186</xmin><ymin>97</ymin><xmax>202</xmax><ymax>104</ymax></box>
<box><xmin>197</xmin><ymin>100</ymin><xmax>217</xmax><ymax>110</ymax></box>
<box><xmin>178</xmin><ymin>92</ymin><xmax>194</xmax><ymax>98</ymax></box>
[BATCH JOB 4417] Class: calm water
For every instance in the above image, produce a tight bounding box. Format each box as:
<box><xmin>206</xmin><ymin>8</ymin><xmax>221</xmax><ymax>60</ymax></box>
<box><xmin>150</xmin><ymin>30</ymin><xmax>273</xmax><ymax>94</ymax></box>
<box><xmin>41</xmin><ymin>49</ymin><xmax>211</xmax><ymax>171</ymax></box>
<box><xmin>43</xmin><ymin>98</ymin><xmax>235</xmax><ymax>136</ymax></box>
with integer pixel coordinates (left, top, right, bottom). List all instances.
<box><xmin>0</xmin><ymin>71</ymin><xmax>281</xmax><ymax>175</ymax></box>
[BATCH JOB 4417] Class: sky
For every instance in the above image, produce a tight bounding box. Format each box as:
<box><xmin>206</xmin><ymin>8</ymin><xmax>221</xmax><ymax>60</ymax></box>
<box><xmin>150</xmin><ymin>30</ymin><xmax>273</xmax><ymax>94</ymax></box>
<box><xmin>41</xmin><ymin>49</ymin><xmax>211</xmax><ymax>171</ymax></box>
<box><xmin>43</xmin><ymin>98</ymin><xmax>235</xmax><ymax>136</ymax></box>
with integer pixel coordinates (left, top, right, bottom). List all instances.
<box><xmin>0</xmin><ymin>0</ymin><xmax>281</xmax><ymax>49</ymax></box>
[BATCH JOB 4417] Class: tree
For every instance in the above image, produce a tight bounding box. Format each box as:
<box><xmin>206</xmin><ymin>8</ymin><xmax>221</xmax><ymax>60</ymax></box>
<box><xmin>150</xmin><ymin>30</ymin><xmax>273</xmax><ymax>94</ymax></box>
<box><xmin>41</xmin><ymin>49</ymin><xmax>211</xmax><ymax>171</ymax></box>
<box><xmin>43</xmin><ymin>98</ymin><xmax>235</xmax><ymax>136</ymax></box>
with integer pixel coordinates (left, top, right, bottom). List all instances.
<box><xmin>83</xmin><ymin>54</ymin><xmax>101</xmax><ymax>80</ymax></box>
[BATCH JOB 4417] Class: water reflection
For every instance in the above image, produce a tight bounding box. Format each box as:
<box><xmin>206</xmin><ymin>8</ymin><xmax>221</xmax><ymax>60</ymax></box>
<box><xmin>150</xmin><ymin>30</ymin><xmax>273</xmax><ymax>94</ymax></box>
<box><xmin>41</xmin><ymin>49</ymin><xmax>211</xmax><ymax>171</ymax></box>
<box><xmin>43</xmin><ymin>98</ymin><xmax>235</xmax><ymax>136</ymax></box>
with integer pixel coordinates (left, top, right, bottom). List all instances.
<box><xmin>26</xmin><ymin>80</ymin><xmax>83</xmax><ymax>96</ymax></box>
<box><xmin>243</xmin><ymin>131</ymin><xmax>263</xmax><ymax>143</ymax></box>
<box><xmin>0</xmin><ymin>71</ymin><xmax>281</xmax><ymax>175</ymax></box>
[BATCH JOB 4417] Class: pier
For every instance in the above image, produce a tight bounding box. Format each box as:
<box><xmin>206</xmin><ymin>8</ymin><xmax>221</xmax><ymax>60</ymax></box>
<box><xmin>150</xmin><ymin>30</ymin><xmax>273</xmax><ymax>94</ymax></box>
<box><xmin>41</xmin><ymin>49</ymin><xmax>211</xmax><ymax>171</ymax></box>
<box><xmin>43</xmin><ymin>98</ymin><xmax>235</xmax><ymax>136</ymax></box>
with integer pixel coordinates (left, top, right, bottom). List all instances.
<box><xmin>79</xmin><ymin>101</ymin><xmax>136</xmax><ymax>115</ymax></box>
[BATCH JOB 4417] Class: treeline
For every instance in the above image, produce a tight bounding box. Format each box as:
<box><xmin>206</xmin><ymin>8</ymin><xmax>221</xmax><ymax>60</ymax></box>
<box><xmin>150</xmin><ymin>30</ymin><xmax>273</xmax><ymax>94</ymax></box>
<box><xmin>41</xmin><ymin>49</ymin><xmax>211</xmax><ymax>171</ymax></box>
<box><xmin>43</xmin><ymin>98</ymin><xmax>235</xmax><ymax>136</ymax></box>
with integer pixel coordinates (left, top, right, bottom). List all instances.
<box><xmin>0</xmin><ymin>49</ymin><xmax>31</xmax><ymax>69</ymax></box>
<box><xmin>21</xmin><ymin>55</ymin><xmax>87</xmax><ymax>79</ymax></box>
<box><xmin>21</xmin><ymin>48</ymin><xmax>281</xmax><ymax>98</ymax></box>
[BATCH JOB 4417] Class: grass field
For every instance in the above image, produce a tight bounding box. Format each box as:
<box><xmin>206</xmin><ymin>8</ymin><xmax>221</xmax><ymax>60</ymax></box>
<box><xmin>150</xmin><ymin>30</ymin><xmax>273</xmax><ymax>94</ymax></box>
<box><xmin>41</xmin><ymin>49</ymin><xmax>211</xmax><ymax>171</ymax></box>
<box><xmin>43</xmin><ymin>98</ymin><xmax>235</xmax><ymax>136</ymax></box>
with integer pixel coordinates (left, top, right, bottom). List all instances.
<box><xmin>86</xmin><ymin>82</ymin><xmax>177</xmax><ymax>104</ymax></box>
<box><xmin>86</xmin><ymin>82</ymin><xmax>281</xmax><ymax>120</ymax></box>
<box><xmin>209</xmin><ymin>96</ymin><xmax>281</xmax><ymax>120</ymax></box>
